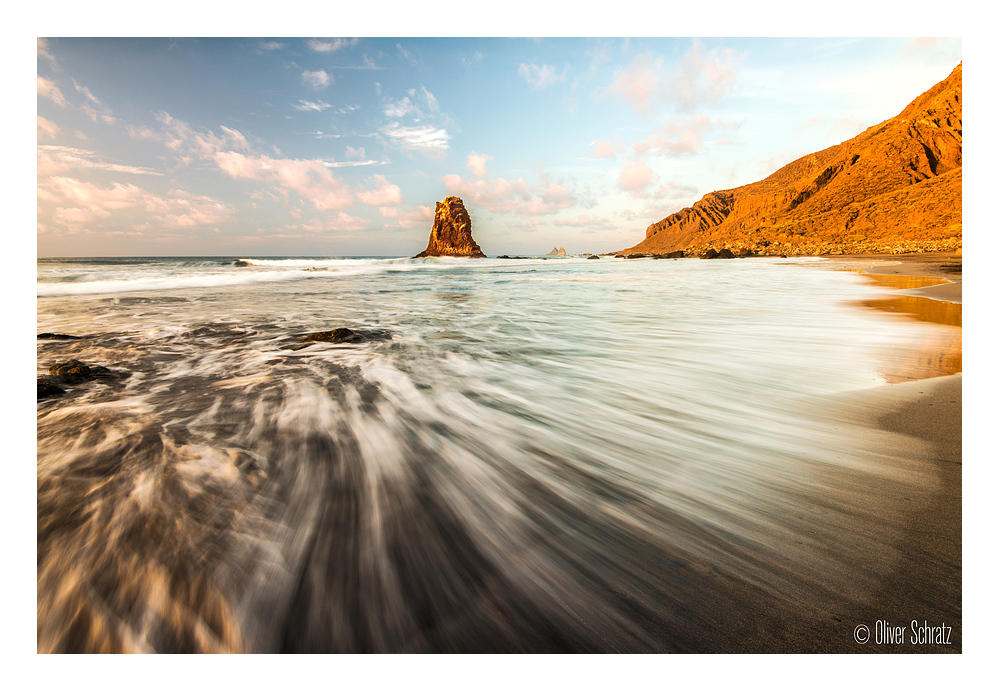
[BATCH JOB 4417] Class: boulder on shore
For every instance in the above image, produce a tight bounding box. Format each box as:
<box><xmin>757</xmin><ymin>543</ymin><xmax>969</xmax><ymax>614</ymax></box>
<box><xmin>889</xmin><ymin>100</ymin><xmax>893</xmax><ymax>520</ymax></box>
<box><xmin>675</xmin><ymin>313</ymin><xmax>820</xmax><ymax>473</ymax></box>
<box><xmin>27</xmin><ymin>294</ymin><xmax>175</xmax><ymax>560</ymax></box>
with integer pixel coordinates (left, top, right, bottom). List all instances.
<box><xmin>414</xmin><ymin>196</ymin><xmax>486</xmax><ymax>258</ymax></box>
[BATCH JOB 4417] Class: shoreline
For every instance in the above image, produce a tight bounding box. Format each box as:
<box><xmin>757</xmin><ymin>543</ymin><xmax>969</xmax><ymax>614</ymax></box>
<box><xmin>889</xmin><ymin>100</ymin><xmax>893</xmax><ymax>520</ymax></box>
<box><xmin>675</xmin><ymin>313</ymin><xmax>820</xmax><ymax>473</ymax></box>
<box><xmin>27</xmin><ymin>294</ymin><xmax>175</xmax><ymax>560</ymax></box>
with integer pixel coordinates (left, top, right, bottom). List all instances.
<box><xmin>811</xmin><ymin>253</ymin><xmax>962</xmax><ymax>651</ymax></box>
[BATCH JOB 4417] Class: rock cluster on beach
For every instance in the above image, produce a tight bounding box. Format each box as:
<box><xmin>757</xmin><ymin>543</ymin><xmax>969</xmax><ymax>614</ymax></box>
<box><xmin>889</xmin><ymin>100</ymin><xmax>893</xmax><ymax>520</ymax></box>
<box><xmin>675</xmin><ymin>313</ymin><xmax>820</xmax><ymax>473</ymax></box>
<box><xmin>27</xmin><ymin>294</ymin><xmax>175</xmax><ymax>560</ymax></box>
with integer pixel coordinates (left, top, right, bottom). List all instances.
<box><xmin>414</xmin><ymin>196</ymin><xmax>486</xmax><ymax>258</ymax></box>
<box><xmin>617</xmin><ymin>63</ymin><xmax>963</xmax><ymax>258</ymax></box>
<box><xmin>38</xmin><ymin>357</ymin><xmax>120</xmax><ymax>399</ymax></box>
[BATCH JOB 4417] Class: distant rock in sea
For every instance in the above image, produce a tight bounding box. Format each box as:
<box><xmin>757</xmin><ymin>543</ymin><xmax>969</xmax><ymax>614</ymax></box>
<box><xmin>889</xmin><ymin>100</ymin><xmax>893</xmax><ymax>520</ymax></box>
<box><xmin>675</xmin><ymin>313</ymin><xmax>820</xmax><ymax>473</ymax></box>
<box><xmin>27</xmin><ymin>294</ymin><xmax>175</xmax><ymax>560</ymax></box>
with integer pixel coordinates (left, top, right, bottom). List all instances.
<box><xmin>546</xmin><ymin>247</ymin><xmax>567</xmax><ymax>256</ymax></box>
<box><xmin>414</xmin><ymin>196</ymin><xmax>486</xmax><ymax>258</ymax></box>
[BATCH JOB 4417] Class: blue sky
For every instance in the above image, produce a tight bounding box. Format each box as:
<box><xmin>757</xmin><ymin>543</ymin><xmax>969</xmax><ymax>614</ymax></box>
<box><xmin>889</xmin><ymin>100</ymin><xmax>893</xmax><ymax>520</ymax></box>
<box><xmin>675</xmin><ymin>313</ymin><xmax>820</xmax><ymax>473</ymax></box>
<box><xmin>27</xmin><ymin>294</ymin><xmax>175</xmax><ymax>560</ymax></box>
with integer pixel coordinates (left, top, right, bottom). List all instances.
<box><xmin>36</xmin><ymin>33</ymin><xmax>961</xmax><ymax>257</ymax></box>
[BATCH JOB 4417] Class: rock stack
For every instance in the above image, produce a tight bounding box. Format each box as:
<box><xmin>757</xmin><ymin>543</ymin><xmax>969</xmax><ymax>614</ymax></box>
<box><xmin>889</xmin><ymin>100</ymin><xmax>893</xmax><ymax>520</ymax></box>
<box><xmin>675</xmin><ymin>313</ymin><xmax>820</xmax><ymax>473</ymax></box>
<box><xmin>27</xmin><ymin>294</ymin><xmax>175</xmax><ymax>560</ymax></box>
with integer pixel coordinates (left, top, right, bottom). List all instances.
<box><xmin>414</xmin><ymin>196</ymin><xmax>486</xmax><ymax>258</ymax></box>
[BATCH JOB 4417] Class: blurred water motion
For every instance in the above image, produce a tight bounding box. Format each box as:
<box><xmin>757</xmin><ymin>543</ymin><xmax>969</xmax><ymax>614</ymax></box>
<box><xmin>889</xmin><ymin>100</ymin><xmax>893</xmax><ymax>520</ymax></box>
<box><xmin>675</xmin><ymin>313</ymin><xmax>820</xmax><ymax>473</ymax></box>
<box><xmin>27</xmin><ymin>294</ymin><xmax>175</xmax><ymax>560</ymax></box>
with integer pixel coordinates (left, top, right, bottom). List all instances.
<box><xmin>37</xmin><ymin>256</ymin><xmax>959</xmax><ymax>652</ymax></box>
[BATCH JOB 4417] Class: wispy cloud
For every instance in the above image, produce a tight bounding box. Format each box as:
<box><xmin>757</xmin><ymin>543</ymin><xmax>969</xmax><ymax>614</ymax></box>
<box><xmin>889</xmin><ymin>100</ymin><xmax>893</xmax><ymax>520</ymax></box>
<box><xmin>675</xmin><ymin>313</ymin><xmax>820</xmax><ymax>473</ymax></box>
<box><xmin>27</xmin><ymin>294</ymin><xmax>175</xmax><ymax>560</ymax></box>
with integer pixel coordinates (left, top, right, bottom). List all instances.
<box><xmin>37</xmin><ymin>116</ymin><xmax>60</xmax><ymax>140</ymax></box>
<box><xmin>441</xmin><ymin>164</ymin><xmax>580</xmax><ymax>217</ymax></box>
<box><xmin>307</xmin><ymin>38</ymin><xmax>358</xmax><ymax>53</ymax></box>
<box><xmin>39</xmin><ymin>176</ymin><xmax>233</xmax><ymax>233</ymax></box>
<box><xmin>667</xmin><ymin>39</ymin><xmax>742</xmax><ymax>111</ymax></box>
<box><xmin>355</xmin><ymin>174</ymin><xmax>403</xmax><ymax>207</ymax></box>
<box><xmin>127</xmin><ymin>112</ymin><xmax>249</xmax><ymax>160</ymax></box>
<box><xmin>302</xmin><ymin>69</ymin><xmax>332</xmax><ymax>90</ymax></box>
<box><xmin>214</xmin><ymin>152</ymin><xmax>355</xmax><ymax>211</ymax></box>
<box><xmin>632</xmin><ymin>115</ymin><xmax>738</xmax><ymax>157</ymax></box>
<box><xmin>380</xmin><ymin>123</ymin><xmax>450</xmax><ymax>155</ymax></box>
<box><xmin>38</xmin><ymin>38</ymin><xmax>56</xmax><ymax>65</ymax></box>
<box><xmin>591</xmin><ymin>138</ymin><xmax>625</xmax><ymax>159</ymax></box>
<box><xmin>461</xmin><ymin>51</ymin><xmax>484</xmax><ymax>70</ymax></box>
<box><xmin>518</xmin><ymin>63</ymin><xmax>568</xmax><ymax>89</ymax></box>
<box><xmin>37</xmin><ymin>145</ymin><xmax>163</xmax><ymax>176</ymax></box>
<box><xmin>397</xmin><ymin>43</ymin><xmax>417</xmax><ymax>64</ymax></box>
<box><xmin>293</xmin><ymin>99</ymin><xmax>333</xmax><ymax>112</ymax></box>
<box><xmin>259</xmin><ymin>41</ymin><xmax>284</xmax><ymax>51</ymax></box>
<box><xmin>618</xmin><ymin>161</ymin><xmax>658</xmax><ymax>197</ymax></box>
<box><xmin>466</xmin><ymin>152</ymin><xmax>493</xmax><ymax>178</ymax></box>
<box><xmin>609</xmin><ymin>40</ymin><xmax>743</xmax><ymax>114</ymax></box>
<box><xmin>37</xmin><ymin>76</ymin><xmax>67</xmax><ymax>107</ymax></box>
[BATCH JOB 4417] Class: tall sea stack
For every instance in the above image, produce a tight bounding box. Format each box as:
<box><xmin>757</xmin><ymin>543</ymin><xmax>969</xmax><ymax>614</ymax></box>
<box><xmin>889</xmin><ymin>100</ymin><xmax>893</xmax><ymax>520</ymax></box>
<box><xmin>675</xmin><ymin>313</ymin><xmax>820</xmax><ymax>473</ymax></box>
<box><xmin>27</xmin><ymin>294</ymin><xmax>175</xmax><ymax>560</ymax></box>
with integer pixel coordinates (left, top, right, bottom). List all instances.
<box><xmin>414</xmin><ymin>196</ymin><xmax>487</xmax><ymax>258</ymax></box>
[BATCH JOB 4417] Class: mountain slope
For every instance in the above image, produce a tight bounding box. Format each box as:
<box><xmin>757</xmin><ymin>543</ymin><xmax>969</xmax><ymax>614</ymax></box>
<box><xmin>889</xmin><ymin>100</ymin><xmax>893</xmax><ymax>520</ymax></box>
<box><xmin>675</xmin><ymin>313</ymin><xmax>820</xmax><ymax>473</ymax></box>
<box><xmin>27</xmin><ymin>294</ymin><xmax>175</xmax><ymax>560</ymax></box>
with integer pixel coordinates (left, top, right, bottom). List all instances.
<box><xmin>617</xmin><ymin>63</ymin><xmax>962</xmax><ymax>257</ymax></box>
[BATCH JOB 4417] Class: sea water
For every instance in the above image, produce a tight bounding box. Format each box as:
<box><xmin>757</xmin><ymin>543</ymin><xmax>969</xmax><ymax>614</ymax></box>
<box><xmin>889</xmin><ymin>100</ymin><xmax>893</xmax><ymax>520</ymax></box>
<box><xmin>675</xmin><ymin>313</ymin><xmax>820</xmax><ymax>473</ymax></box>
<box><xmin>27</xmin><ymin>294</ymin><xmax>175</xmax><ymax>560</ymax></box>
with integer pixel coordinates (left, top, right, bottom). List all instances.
<box><xmin>35</xmin><ymin>255</ymin><xmax>956</xmax><ymax>652</ymax></box>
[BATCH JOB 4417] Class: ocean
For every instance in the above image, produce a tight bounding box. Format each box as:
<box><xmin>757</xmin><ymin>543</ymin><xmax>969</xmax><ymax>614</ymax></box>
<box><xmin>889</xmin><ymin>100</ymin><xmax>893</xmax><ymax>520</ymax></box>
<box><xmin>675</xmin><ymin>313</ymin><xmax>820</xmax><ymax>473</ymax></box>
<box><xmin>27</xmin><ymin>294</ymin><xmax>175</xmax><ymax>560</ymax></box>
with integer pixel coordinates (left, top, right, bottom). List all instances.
<box><xmin>36</xmin><ymin>255</ymin><xmax>957</xmax><ymax>652</ymax></box>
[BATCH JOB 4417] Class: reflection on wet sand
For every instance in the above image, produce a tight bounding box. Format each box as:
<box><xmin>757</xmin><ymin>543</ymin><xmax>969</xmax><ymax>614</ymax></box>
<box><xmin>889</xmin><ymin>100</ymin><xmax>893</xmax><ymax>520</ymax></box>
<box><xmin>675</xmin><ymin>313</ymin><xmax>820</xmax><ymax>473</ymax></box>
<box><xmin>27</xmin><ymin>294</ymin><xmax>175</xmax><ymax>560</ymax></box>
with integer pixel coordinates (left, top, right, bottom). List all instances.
<box><xmin>857</xmin><ymin>274</ymin><xmax>951</xmax><ymax>292</ymax></box>
<box><xmin>853</xmin><ymin>274</ymin><xmax>962</xmax><ymax>383</ymax></box>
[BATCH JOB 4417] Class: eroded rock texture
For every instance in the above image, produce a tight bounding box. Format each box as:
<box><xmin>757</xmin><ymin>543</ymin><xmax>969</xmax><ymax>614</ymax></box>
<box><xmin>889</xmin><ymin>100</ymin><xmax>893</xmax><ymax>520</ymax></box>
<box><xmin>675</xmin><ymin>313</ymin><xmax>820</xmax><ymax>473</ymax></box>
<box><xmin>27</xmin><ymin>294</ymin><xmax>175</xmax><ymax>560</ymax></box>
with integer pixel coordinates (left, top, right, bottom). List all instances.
<box><xmin>619</xmin><ymin>64</ymin><xmax>963</xmax><ymax>257</ymax></box>
<box><xmin>414</xmin><ymin>196</ymin><xmax>486</xmax><ymax>258</ymax></box>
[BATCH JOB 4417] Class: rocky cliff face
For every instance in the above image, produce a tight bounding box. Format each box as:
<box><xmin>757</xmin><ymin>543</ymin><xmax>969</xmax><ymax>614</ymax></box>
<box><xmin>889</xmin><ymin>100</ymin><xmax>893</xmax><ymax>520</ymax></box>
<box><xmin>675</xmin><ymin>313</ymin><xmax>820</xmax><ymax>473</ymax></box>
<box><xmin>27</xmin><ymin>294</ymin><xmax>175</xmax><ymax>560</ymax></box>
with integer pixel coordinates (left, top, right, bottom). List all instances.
<box><xmin>618</xmin><ymin>63</ymin><xmax>962</xmax><ymax>257</ymax></box>
<box><xmin>414</xmin><ymin>196</ymin><xmax>486</xmax><ymax>258</ymax></box>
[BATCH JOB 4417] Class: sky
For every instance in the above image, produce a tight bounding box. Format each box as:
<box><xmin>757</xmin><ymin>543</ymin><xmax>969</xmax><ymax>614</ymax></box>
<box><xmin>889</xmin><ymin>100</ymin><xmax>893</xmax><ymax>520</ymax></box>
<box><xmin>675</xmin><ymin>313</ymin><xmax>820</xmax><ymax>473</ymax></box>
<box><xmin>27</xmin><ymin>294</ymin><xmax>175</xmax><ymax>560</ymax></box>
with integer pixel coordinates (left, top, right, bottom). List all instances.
<box><xmin>36</xmin><ymin>33</ymin><xmax>962</xmax><ymax>257</ymax></box>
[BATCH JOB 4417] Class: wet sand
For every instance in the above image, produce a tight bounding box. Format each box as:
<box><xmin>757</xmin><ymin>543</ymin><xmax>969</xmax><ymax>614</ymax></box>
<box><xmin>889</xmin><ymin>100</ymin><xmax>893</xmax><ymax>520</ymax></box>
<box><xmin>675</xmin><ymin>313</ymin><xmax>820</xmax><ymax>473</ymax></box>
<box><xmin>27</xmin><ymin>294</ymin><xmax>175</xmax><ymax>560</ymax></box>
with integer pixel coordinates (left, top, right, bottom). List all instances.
<box><xmin>809</xmin><ymin>253</ymin><xmax>962</xmax><ymax>652</ymax></box>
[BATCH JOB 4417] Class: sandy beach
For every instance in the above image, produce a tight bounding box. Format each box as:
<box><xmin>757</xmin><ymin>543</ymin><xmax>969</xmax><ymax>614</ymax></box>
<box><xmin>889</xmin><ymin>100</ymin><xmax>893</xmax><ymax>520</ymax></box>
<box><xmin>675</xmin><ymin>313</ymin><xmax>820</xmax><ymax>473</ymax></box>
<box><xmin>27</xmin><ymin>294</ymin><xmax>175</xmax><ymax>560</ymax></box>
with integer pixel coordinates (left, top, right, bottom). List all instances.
<box><xmin>809</xmin><ymin>253</ymin><xmax>962</xmax><ymax>652</ymax></box>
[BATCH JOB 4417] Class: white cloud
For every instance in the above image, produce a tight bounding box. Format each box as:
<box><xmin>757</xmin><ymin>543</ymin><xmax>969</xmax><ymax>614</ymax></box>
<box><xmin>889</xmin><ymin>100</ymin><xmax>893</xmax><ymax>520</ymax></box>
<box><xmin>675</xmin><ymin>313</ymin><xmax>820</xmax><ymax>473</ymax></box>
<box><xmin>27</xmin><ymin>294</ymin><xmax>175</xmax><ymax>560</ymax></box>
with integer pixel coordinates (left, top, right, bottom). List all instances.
<box><xmin>618</xmin><ymin>161</ymin><xmax>658</xmax><ymax>197</ymax></box>
<box><xmin>355</xmin><ymin>174</ymin><xmax>403</xmax><ymax>207</ymax></box>
<box><xmin>260</xmin><ymin>41</ymin><xmax>284</xmax><ymax>51</ymax></box>
<box><xmin>39</xmin><ymin>176</ymin><xmax>233</xmax><ymax>233</ymax></box>
<box><xmin>667</xmin><ymin>39</ymin><xmax>742</xmax><ymax>111</ymax></box>
<box><xmin>632</xmin><ymin>115</ymin><xmax>737</xmax><ymax>157</ymax></box>
<box><xmin>461</xmin><ymin>52</ymin><xmax>483</xmax><ymax>70</ymax></box>
<box><xmin>380</xmin><ymin>123</ymin><xmax>450</xmax><ymax>154</ymax></box>
<box><xmin>466</xmin><ymin>152</ymin><xmax>493</xmax><ymax>178</ymax></box>
<box><xmin>608</xmin><ymin>53</ymin><xmax>663</xmax><ymax>114</ymax></box>
<box><xmin>37</xmin><ymin>76</ymin><xmax>67</xmax><ymax>107</ymax></box>
<box><xmin>37</xmin><ymin>145</ymin><xmax>163</xmax><ymax>176</ymax></box>
<box><xmin>345</xmin><ymin>146</ymin><xmax>366</xmax><ymax>160</ymax></box>
<box><xmin>37</xmin><ymin>116</ymin><xmax>60</xmax><ymax>140</ymax></box>
<box><xmin>591</xmin><ymin>138</ymin><xmax>624</xmax><ymax>159</ymax></box>
<box><xmin>127</xmin><ymin>112</ymin><xmax>249</xmax><ymax>159</ymax></box>
<box><xmin>609</xmin><ymin>41</ymin><xmax>743</xmax><ymax>114</ymax></box>
<box><xmin>293</xmin><ymin>99</ymin><xmax>333</xmax><ymax>112</ymax></box>
<box><xmin>214</xmin><ymin>151</ymin><xmax>355</xmax><ymax>211</ymax></box>
<box><xmin>397</xmin><ymin>44</ymin><xmax>416</xmax><ymax>64</ymax></box>
<box><xmin>518</xmin><ymin>63</ymin><xmax>568</xmax><ymax>89</ymax></box>
<box><xmin>441</xmin><ymin>166</ymin><xmax>580</xmax><ymax>217</ymax></box>
<box><xmin>302</xmin><ymin>69</ymin><xmax>332</xmax><ymax>89</ymax></box>
<box><xmin>396</xmin><ymin>204</ymin><xmax>434</xmax><ymax>228</ymax></box>
<box><xmin>38</xmin><ymin>38</ymin><xmax>56</xmax><ymax>64</ymax></box>
<box><xmin>73</xmin><ymin>80</ymin><xmax>101</xmax><ymax>105</ymax></box>
<box><xmin>307</xmin><ymin>38</ymin><xmax>358</xmax><ymax>53</ymax></box>
<box><xmin>383</xmin><ymin>96</ymin><xmax>421</xmax><ymax>119</ymax></box>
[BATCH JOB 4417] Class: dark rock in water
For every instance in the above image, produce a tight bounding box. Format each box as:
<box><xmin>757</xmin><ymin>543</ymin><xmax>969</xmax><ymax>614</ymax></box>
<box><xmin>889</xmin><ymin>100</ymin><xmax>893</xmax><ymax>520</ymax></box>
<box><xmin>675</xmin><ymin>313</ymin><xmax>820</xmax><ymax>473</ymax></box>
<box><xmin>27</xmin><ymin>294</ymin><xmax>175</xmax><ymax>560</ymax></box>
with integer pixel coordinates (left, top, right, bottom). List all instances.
<box><xmin>48</xmin><ymin>359</ymin><xmax>117</xmax><ymax>385</ymax></box>
<box><xmin>737</xmin><ymin>248</ymin><xmax>756</xmax><ymax>257</ymax></box>
<box><xmin>37</xmin><ymin>333</ymin><xmax>82</xmax><ymax>340</ymax></box>
<box><xmin>702</xmin><ymin>248</ymin><xmax>719</xmax><ymax>259</ymax></box>
<box><xmin>626</xmin><ymin>253</ymin><xmax>648</xmax><ymax>259</ymax></box>
<box><xmin>233</xmin><ymin>260</ymin><xmax>250</xmax><ymax>267</ymax></box>
<box><xmin>37</xmin><ymin>378</ymin><xmax>65</xmax><ymax>400</ymax></box>
<box><xmin>49</xmin><ymin>360</ymin><xmax>92</xmax><ymax>384</ymax></box>
<box><xmin>301</xmin><ymin>328</ymin><xmax>363</xmax><ymax>344</ymax></box>
<box><xmin>498</xmin><ymin>255</ymin><xmax>511</xmax><ymax>259</ymax></box>
<box><xmin>716</xmin><ymin>248</ymin><xmax>736</xmax><ymax>259</ymax></box>
<box><xmin>587</xmin><ymin>255</ymin><xmax>600</xmax><ymax>260</ymax></box>
<box><xmin>414</xmin><ymin>196</ymin><xmax>486</xmax><ymax>258</ymax></box>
